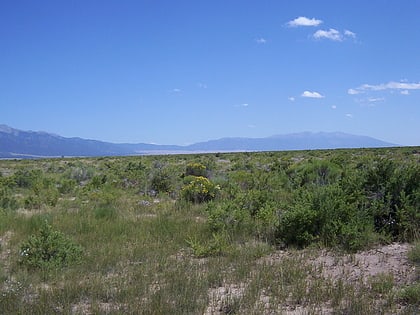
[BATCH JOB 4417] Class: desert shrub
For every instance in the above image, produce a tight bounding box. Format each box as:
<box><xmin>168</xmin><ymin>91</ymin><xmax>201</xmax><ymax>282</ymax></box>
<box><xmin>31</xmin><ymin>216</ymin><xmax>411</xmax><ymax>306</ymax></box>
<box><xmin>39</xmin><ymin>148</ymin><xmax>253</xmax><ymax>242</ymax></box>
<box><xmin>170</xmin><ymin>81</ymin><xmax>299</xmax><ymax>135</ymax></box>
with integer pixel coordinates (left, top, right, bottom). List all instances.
<box><xmin>408</xmin><ymin>241</ymin><xmax>420</xmax><ymax>266</ymax></box>
<box><xmin>185</xmin><ymin>162</ymin><xmax>207</xmax><ymax>177</ymax></box>
<box><xmin>364</xmin><ymin>159</ymin><xmax>419</xmax><ymax>241</ymax></box>
<box><xmin>57</xmin><ymin>178</ymin><xmax>77</xmax><ymax>194</ymax></box>
<box><xmin>24</xmin><ymin>185</ymin><xmax>59</xmax><ymax>209</ymax></box>
<box><xmin>181</xmin><ymin>176</ymin><xmax>220</xmax><ymax>203</ymax></box>
<box><xmin>255</xmin><ymin>203</ymin><xmax>280</xmax><ymax>242</ymax></box>
<box><xmin>396</xmin><ymin>190</ymin><xmax>420</xmax><ymax>241</ymax></box>
<box><xmin>277</xmin><ymin>184</ymin><xmax>374</xmax><ymax>249</ymax></box>
<box><xmin>150</xmin><ymin>168</ymin><xmax>173</xmax><ymax>194</ymax></box>
<box><xmin>229</xmin><ymin>170</ymin><xmax>255</xmax><ymax>190</ymax></box>
<box><xmin>66</xmin><ymin>164</ymin><xmax>95</xmax><ymax>183</ymax></box>
<box><xmin>236</xmin><ymin>189</ymin><xmax>270</xmax><ymax>217</ymax></box>
<box><xmin>278</xmin><ymin>202</ymin><xmax>318</xmax><ymax>247</ymax></box>
<box><xmin>186</xmin><ymin>232</ymin><xmax>230</xmax><ymax>258</ymax></box>
<box><xmin>13</xmin><ymin>169</ymin><xmax>43</xmax><ymax>188</ymax></box>
<box><xmin>0</xmin><ymin>186</ymin><xmax>18</xmax><ymax>211</ymax></box>
<box><xmin>206</xmin><ymin>200</ymin><xmax>252</xmax><ymax>233</ymax></box>
<box><xmin>24</xmin><ymin>194</ymin><xmax>43</xmax><ymax>209</ymax></box>
<box><xmin>289</xmin><ymin>159</ymin><xmax>342</xmax><ymax>187</ymax></box>
<box><xmin>94</xmin><ymin>205</ymin><xmax>117</xmax><ymax>220</ymax></box>
<box><xmin>87</xmin><ymin>174</ymin><xmax>107</xmax><ymax>190</ymax></box>
<box><xmin>399</xmin><ymin>283</ymin><xmax>420</xmax><ymax>305</ymax></box>
<box><xmin>19</xmin><ymin>221</ymin><xmax>83</xmax><ymax>269</ymax></box>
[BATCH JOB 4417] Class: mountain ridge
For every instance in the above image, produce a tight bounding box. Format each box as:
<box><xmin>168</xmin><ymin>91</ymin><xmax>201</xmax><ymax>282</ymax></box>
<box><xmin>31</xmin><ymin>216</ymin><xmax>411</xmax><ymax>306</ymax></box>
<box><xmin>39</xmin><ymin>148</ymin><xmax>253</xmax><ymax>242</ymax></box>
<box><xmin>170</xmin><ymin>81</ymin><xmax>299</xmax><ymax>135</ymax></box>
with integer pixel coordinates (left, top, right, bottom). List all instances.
<box><xmin>0</xmin><ymin>124</ymin><xmax>398</xmax><ymax>158</ymax></box>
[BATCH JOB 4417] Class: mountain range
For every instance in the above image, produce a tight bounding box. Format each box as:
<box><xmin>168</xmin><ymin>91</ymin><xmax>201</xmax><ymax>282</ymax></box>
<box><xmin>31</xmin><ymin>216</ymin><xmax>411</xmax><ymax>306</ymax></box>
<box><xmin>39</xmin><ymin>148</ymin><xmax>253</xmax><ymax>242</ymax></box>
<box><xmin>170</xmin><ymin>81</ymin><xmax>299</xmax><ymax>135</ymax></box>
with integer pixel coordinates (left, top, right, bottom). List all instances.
<box><xmin>0</xmin><ymin>124</ymin><xmax>397</xmax><ymax>158</ymax></box>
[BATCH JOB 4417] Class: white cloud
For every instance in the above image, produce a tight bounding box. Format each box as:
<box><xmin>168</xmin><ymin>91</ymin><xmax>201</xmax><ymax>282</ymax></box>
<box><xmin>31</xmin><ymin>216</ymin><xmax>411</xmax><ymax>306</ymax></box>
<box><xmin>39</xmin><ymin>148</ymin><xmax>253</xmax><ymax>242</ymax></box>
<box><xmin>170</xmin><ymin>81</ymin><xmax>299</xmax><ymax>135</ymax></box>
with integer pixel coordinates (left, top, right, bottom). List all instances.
<box><xmin>368</xmin><ymin>97</ymin><xmax>385</xmax><ymax>102</ymax></box>
<box><xmin>171</xmin><ymin>88</ymin><xmax>181</xmax><ymax>93</ymax></box>
<box><xmin>348</xmin><ymin>88</ymin><xmax>360</xmax><ymax>95</ymax></box>
<box><xmin>288</xmin><ymin>97</ymin><xmax>295</xmax><ymax>102</ymax></box>
<box><xmin>255</xmin><ymin>38</ymin><xmax>267</xmax><ymax>44</ymax></box>
<box><xmin>344</xmin><ymin>29</ymin><xmax>356</xmax><ymax>38</ymax></box>
<box><xmin>349</xmin><ymin>81</ymin><xmax>420</xmax><ymax>94</ymax></box>
<box><xmin>401</xmin><ymin>90</ymin><xmax>409</xmax><ymax>95</ymax></box>
<box><xmin>313</xmin><ymin>28</ymin><xmax>342</xmax><ymax>41</ymax></box>
<box><xmin>287</xmin><ymin>16</ymin><xmax>323</xmax><ymax>27</ymax></box>
<box><xmin>241</xmin><ymin>103</ymin><xmax>249</xmax><ymax>107</ymax></box>
<box><xmin>301</xmin><ymin>91</ymin><xmax>324</xmax><ymax>98</ymax></box>
<box><xmin>345</xmin><ymin>113</ymin><xmax>353</xmax><ymax>118</ymax></box>
<box><xmin>331</xmin><ymin>105</ymin><xmax>337</xmax><ymax>109</ymax></box>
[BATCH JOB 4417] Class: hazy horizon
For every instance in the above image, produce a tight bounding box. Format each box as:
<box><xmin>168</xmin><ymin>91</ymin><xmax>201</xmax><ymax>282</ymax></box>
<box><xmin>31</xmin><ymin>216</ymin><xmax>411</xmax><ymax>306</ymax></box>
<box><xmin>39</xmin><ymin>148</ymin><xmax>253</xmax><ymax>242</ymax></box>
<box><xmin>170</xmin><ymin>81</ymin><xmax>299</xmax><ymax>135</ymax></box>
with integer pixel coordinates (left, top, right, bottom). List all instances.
<box><xmin>1</xmin><ymin>1</ymin><xmax>419</xmax><ymax>146</ymax></box>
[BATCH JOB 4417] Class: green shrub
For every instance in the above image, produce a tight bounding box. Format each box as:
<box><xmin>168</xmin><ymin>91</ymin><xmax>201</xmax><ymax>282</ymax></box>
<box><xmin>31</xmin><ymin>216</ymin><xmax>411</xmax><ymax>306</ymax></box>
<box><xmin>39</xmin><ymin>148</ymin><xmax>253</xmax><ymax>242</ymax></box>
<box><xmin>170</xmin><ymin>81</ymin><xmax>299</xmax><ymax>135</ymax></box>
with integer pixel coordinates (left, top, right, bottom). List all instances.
<box><xmin>150</xmin><ymin>168</ymin><xmax>173</xmax><ymax>193</ymax></box>
<box><xmin>57</xmin><ymin>178</ymin><xmax>77</xmax><ymax>194</ymax></box>
<box><xmin>186</xmin><ymin>232</ymin><xmax>229</xmax><ymax>258</ymax></box>
<box><xmin>277</xmin><ymin>184</ymin><xmax>375</xmax><ymax>250</ymax></box>
<box><xmin>399</xmin><ymin>283</ymin><xmax>420</xmax><ymax>305</ymax></box>
<box><xmin>408</xmin><ymin>241</ymin><xmax>420</xmax><ymax>266</ymax></box>
<box><xmin>94</xmin><ymin>205</ymin><xmax>117</xmax><ymax>220</ymax></box>
<box><xmin>0</xmin><ymin>186</ymin><xmax>18</xmax><ymax>211</ymax></box>
<box><xmin>289</xmin><ymin>159</ymin><xmax>342</xmax><ymax>187</ymax></box>
<box><xmin>13</xmin><ymin>169</ymin><xmax>43</xmax><ymax>188</ymax></box>
<box><xmin>206</xmin><ymin>201</ymin><xmax>251</xmax><ymax>233</ymax></box>
<box><xmin>181</xmin><ymin>176</ymin><xmax>220</xmax><ymax>203</ymax></box>
<box><xmin>19</xmin><ymin>221</ymin><xmax>83</xmax><ymax>269</ymax></box>
<box><xmin>185</xmin><ymin>162</ymin><xmax>207</xmax><ymax>177</ymax></box>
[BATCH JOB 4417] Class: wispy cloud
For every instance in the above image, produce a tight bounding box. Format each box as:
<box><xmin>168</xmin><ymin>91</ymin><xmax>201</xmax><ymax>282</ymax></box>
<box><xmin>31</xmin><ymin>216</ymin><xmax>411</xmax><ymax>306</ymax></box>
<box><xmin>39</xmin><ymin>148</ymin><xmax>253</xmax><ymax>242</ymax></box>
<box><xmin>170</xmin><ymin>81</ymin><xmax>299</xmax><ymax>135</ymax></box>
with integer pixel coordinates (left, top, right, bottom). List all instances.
<box><xmin>288</xmin><ymin>96</ymin><xmax>295</xmax><ymax>102</ymax></box>
<box><xmin>313</xmin><ymin>28</ymin><xmax>356</xmax><ymax>42</ymax></box>
<box><xmin>313</xmin><ymin>28</ymin><xmax>342</xmax><ymax>41</ymax></box>
<box><xmin>331</xmin><ymin>105</ymin><xmax>337</xmax><ymax>109</ymax></box>
<box><xmin>171</xmin><ymin>88</ymin><xmax>181</xmax><ymax>93</ymax></box>
<box><xmin>368</xmin><ymin>97</ymin><xmax>385</xmax><ymax>103</ymax></box>
<box><xmin>255</xmin><ymin>38</ymin><xmax>267</xmax><ymax>44</ymax></box>
<box><xmin>235</xmin><ymin>103</ymin><xmax>249</xmax><ymax>108</ymax></box>
<box><xmin>197</xmin><ymin>83</ymin><xmax>207</xmax><ymax>89</ymax></box>
<box><xmin>344</xmin><ymin>29</ymin><xmax>356</xmax><ymax>38</ymax></box>
<box><xmin>401</xmin><ymin>90</ymin><xmax>409</xmax><ymax>95</ymax></box>
<box><xmin>301</xmin><ymin>91</ymin><xmax>324</xmax><ymax>98</ymax></box>
<box><xmin>345</xmin><ymin>113</ymin><xmax>353</xmax><ymax>118</ymax></box>
<box><xmin>348</xmin><ymin>81</ymin><xmax>420</xmax><ymax>94</ymax></box>
<box><xmin>287</xmin><ymin>16</ymin><xmax>323</xmax><ymax>27</ymax></box>
<box><xmin>348</xmin><ymin>88</ymin><xmax>359</xmax><ymax>95</ymax></box>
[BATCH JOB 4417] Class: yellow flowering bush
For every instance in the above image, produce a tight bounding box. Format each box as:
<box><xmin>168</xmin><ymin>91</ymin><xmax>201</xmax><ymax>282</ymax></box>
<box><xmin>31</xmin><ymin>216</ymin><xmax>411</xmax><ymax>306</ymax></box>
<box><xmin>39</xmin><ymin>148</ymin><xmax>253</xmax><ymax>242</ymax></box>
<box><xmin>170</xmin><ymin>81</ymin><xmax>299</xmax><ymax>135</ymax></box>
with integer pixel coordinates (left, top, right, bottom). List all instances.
<box><xmin>181</xmin><ymin>176</ymin><xmax>220</xmax><ymax>203</ymax></box>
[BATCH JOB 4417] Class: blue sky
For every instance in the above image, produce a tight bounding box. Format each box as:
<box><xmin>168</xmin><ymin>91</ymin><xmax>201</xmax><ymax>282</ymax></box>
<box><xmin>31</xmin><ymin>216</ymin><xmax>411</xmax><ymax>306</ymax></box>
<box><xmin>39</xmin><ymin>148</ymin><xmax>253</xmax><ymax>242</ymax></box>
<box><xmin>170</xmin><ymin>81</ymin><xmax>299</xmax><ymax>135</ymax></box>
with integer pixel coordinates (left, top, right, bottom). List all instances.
<box><xmin>1</xmin><ymin>1</ymin><xmax>419</xmax><ymax>146</ymax></box>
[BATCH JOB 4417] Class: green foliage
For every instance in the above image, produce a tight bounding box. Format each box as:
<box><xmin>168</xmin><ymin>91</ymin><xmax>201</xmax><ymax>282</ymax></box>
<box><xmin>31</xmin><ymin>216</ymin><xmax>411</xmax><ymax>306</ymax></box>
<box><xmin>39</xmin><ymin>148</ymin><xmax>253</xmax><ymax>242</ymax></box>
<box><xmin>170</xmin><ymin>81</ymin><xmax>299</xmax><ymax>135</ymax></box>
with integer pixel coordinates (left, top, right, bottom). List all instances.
<box><xmin>206</xmin><ymin>201</ymin><xmax>252</xmax><ymax>233</ymax></box>
<box><xmin>186</xmin><ymin>232</ymin><xmax>229</xmax><ymax>258</ymax></box>
<box><xmin>185</xmin><ymin>162</ymin><xmax>207</xmax><ymax>177</ymax></box>
<box><xmin>150</xmin><ymin>168</ymin><xmax>173</xmax><ymax>194</ymax></box>
<box><xmin>0</xmin><ymin>186</ymin><xmax>18</xmax><ymax>211</ymax></box>
<box><xmin>181</xmin><ymin>176</ymin><xmax>220</xmax><ymax>203</ymax></box>
<box><xmin>408</xmin><ymin>241</ymin><xmax>420</xmax><ymax>266</ymax></box>
<box><xmin>19</xmin><ymin>221</ymin><xmax>83</xmax><ymax>269</ymax></box>
<box><xmin>94</xmin><ymin>205</ymin><xmax>117</xmax><ymax>220</ymax></box>
<box><xmin>289</xmin><ymin>159</ymin><xmax>342</xmax><ymax>187</ymax></box>
<box><xmin>13</xmin><ymin>169</ymin><xmax>43</xmax><ymax>188</ymax></box>
<box><xmin>277</xmin><ymin>184</ymin><xmax>375</xmax><ymax>250</ymax></box>
<box><xmin>399</xmin><ymin>283</ymin><xmax>420</xmax><ymax>305</ymax></box>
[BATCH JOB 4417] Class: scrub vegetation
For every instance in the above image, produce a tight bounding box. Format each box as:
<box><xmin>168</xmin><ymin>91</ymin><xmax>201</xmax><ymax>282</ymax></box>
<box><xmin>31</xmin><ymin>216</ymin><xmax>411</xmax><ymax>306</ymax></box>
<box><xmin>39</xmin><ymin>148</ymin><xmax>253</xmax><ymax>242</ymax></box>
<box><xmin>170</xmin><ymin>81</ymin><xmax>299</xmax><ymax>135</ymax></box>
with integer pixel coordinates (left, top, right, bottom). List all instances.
<box><xmin>0</xmin><ymin>147</ymin><xmax>419</xmax><ymax>314</ymax></box>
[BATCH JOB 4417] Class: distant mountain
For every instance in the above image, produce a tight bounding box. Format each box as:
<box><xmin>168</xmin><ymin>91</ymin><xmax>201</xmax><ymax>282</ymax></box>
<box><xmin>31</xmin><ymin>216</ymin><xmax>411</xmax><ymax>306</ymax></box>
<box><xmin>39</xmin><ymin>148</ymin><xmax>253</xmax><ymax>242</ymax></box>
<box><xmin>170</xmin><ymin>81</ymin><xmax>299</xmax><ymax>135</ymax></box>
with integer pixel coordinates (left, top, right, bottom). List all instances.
<box><xmin>0</xmin><ymin>124</ymin><xmax>397</xmax><ymax>158</ymax></box>
<box><xmin>0</xmin><ymin>124</ymin><xmax>181</xmax><ymax>158</ymax></box>
<box><xmin>186</xmin><ymin>132</ymin><xmax>397</xmax><ymax>151</ymax></box>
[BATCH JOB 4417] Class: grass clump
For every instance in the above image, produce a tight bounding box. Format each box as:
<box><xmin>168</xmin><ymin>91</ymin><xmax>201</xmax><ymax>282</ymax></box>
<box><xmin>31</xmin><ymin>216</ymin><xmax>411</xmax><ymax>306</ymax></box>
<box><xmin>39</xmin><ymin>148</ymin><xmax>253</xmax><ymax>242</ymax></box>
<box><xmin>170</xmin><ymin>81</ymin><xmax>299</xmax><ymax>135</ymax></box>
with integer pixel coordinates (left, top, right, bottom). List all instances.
<box><xmin>19</xmin><ymin>220</ymin><xmax>83</xmax><ymax>269</ymax></box>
